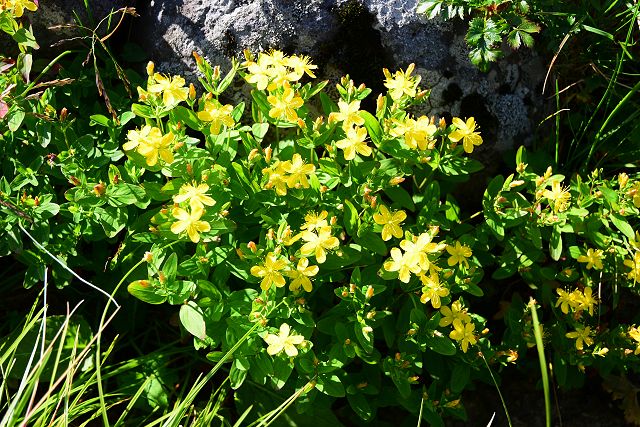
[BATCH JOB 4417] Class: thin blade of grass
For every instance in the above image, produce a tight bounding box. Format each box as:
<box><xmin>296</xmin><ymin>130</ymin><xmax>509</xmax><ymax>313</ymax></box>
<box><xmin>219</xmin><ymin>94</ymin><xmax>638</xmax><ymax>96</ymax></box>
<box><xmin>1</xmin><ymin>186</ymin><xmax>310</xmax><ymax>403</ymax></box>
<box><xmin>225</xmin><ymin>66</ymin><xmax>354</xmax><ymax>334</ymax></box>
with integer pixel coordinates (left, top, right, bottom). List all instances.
<box><xmin>528</xmin><ymin>298</ymin><xmax>551</xmax><ymax>427</ymax></box>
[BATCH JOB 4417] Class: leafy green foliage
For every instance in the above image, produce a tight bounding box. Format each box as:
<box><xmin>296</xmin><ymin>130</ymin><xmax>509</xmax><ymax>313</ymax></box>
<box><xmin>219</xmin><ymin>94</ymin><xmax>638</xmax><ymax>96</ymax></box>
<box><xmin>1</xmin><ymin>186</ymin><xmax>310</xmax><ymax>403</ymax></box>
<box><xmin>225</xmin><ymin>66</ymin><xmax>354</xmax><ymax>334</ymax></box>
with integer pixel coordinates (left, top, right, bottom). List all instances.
<box><xmin>2</xmin><ymin>2</ymin><xmax>640</xmax><ymax>426</ymax></box>
<box><xmin>417</xmin><ymin>0</ymin><xmax>541</xmax><ymax>70</ymax></box>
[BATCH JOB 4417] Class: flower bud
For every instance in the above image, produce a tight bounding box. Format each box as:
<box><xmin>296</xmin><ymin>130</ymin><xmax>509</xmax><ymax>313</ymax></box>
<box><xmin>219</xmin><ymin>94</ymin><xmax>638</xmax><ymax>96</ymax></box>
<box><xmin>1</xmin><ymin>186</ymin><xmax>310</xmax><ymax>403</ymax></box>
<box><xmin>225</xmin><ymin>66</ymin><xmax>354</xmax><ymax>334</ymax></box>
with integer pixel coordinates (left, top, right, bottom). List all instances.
<box><xmin>619</xmin><ymin>172</ymin><xmax>629</xmax><ymax>188</ymax></box>
<box><xmin>313</xmin><ymin>116</ymin><xmax>324</xmax><ymax>132</ymax></box>
<box><xmin>248</xmin><ymin>148</ymin><xmax>260</xmax><ymax>162</ymax></box>
<box><xmin>296</xmin><ymin>118</ymin><xmax>306</xmax><ymax>129</ymax></box>
<box><xmin>146</xmin><ymin>61</ymin><xmax>155</xmax><ymax>76</ymax></box>
<box><xmin>516</xmin><ymin>162</ymin><xmax>528</xmax><ymax>173</ymax></box>
<box><xmin>212</xmin><ymin>65</ymin><xmax>221</xmax><ymax>81</ymax></box>
<box><xmin>389</xmin><ymin>176</ymin><xmax>405</xmax><ymax>186</ymax></box>
<box><xmin>509</xmin><ymin>180</ymin><xmax>525</xmax><ymax>188</ymax></box>
<box><xmin>264</xmin><ymin>147</ymin><xmax>272</xmax><ymax>163</ymax></box>
<box><xmin>365</xmin><ymin>285</ymin><xmax>374</xmax><ymax>299</ymax></box>
<box><xmin>93</xmin><ymin>182</ymin><xmax>106</xmax><ymax>196</ymax></box>
<box><xmin>143</xmin><ymin>251</ymin><xmax>153</xmax><ymax>262</ymax></box>
<box><xmin>247</xmin><ymin>241</ymin><xmax>257</xmax><ymax>253</ymax></box>
<box><xmin>376</xmin><ymin>94</ymin><xmax>384</xmax><ymax>114</ymax></box>
<box><xmin>188</xmin><ymin>83</ymin><xmax>196</xmax><ymax>100</ymax></box>
<box><xmin>59</xmin><ymin>107</ymin><xmax>68</xmax><ymax>122</ymax></box>
<box><xmin>192</xmin><ymin>51</ymin><xmax>203</xmax><ymax>65</ymax></box>
<box><xmin>69</xmin><ymin>175</ymin><xmax>80</xmax><ymax>186</ymax></box>
<box><xmin>438</xmin><ymin>117</ymin><xmax>446</xmax><ymax>129</ymax></box>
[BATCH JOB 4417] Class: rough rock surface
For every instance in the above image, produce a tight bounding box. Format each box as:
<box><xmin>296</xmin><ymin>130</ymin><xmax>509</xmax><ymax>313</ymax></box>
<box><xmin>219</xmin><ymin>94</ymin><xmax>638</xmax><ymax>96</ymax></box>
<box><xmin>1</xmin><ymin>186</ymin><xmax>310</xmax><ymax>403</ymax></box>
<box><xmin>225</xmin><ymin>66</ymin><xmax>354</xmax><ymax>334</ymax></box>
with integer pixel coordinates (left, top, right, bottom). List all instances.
<box><xmin>29</xmin><ymin>0</ymin><xmax>545</xmax><ymax>154</ymax></box>
<box><xmin>134</xmin><ymin>0</ymin><xmax>545</xmax><ymax>154</ymax></box>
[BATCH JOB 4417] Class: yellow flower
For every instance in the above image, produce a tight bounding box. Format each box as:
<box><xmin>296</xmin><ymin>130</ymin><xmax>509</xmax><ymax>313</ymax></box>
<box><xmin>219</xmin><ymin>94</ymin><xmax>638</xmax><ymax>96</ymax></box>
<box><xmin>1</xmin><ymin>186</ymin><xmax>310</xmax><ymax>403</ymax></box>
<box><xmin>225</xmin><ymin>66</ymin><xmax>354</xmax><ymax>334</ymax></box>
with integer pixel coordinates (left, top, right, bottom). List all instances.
<box><xmin>439</xmin><ymin>300</ymin><xmax>471</xmax><ymax>327</ymax></box>
<box><xmin>419</xmin><ymin>271</ymin><xmax>449</xmax><ymax>308</ymax></box>
<box><xmin>373</xmin><ymin>205</ymin><xmax>407</xmax><ymax>241</ymax></box>
<box><xmin>383</xmin><ymin>247</ymin><xmax>421</xmax><ymax>283</ymax></box>
<box><xmin>286</xmin><ymin>258</ymin><xmax>319</xmax><ymax>292</ymax></box>
<box><xmin>627</xmin><ymin>182</ymin><xmax>640</xmax><ymax>208</ymax></box>
<box><xmin>282</xmin><ymin>153</ymin><xmax>315</xmax><ymax>189</ymax></box>
<box><xmin>173</xmin><ymin>182</ymin><xmax>215</xmax><ymax>210</ymax></box>
<box><xmin>446</xmin><ymin>241</ymin><xmax>473</xmax><ymax>268</ymax></box>
<box><xmin>624</xmin><ymin>251</ymin><xmax>640</xmax><ymax>282</ymax></box>
<box><xmin>123</xmin><ymin>125</ymin><xmax>153</xmax><ymax>151</ymax></box>
<box><xmin>448</xmin><ymin>117</ymin><xmax>483</xmax><ymax>154</ymax></box>
<box><xmin>300</xmin><ymin>226</ymin><xmax>339</xmax><ymax>263</ymax></box>
<box><xmin>383</xmin><ymin>63</ymin><xmax>421</xmax><ymax>100</ymax></box>
<box><xmin>566</xmin><ymin>325</ymin><xmax>594</xmax><ymax>350</ymax></box>
<box><xmin>170</xmin><ymin>204</ymin><xmax>210</xmax><ymax>243</ymax></box>
<box><xmin>264</xmin><ymin>323</ymin><xmax>305</xmax><ymax>357</ymax></box>
<box><xmin>555</xmin><ymin>288</ymin><xmax>581</xmax><ymax>314</ymax></box>
<box><xmin>301</xmin><ymin>211</ymin><xmax>328</xmax><ymax>232</ymax></box>
<box><xmin>449</xmin><ymin>319</ymin><xmax>477</xmax><ymax>353</ymax></box>
<box><xmin>134</xmin><ymin>128</ymin><xmax>175</xmax><ymax>166</ymax></box>
<box><xmin>328</xmin><ymin>100</ymin><xmax>365</xmax><ymax>130</ymax></box>
<box><xmin>148</xmin><ymin>74</ymin><xmax>189</xmax><ymax>106</ymax></box>
<box><xmin>263</xmin><ymin>161</ymin><xmax>289</xmax><ymax>196</ymax></box>
<box><xmin>245</xmin><ymin>56</ymin><xmax>272</xmax><ymax>90</ymax></box>
<box><xmin>197</xmin><ymin>100</ymin><xmax>235</xmax><ymax>134</ymax></box>
<box><xmin>250</xmin><ymin>252</ymin><xmax>288</xmax><ymax>291</ymax></box>
<box><xmin>577</xmin><ymin>287</ymin><xmax>597</xmax><ymax>316</ymax></box>
<box><xmin>390</xmin><ymin>116</ymin><xmax>437</xmax><ymax>150</ymax></box>
<box><xmin>4</xmin><ymin>0</ymin><xmax>37</xmax><ymax>17</ymax></box>
<box><xmin>335</xmin><ymin>126</ymin><xmax>371</xmax><ymax>160</ymax></box>
<box><xmin>267</xmin><ymin>82</ymin><xmax>303</xmax><ymax>122</ymax></box>
<box><xmin>577</xmin><ymin>248</ymin><xmax>604</xmax><ymax>270</ymax></box>
<box><xmin>629</xmin><ymin>326</ymin><xmax>640</xmax><ymax>355</ymax></box>
<box><xmin>400</xmin><ymin>232</ymin><xmax>446</xmax><ymax>271</ymax></box>
<box><xmin>542</xmin><ymin>180</ymin><xmax>571</xmax><ymax>213</ymax></box>
<box><xmin>285</xmin><ymin>55</ymin><xmax>318</xmax><ymax>80</ymax></box>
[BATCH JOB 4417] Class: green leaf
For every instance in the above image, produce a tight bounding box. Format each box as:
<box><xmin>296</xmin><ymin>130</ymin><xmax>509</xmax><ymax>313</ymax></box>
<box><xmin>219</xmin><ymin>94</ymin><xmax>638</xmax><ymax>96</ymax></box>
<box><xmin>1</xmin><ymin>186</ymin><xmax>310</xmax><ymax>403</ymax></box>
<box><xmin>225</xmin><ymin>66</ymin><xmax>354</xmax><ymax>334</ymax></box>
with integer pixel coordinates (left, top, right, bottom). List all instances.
<box><xmin>96</xmin><ymin>206</ymin><xmax>128</xmax><ymax>238</ymax></box>
<box><xmin>12</xmin><ymin>28</ymin><xmax>39</xmax><ymax>49</ymax></box>
<box><xmin>107</xmin><ymin>183</ymin><xmax>148</xmax><ymax>207</ymax></box>
<box><xmin>164</xmin><ymin>253</ymin><xmax>178</xmax><ymax>281</ymax></box>
<box><xmin>7</xmin><ymin>108</ymin><xmax>25</xmax><ymax>132</ymax></box>
<box><xmin>172</xmin><ymin>106</ymin><xmax>201</xmax><ymax>131</ymax></box>
<box><xmin>131</xmin><ymin>103</ymin><xmax>155</xmax><ymax>119</ymax></box>
<box><xmin>384</xmin><ymin>186</ymin><xmax>414</xmax><ymax>211</ymax></box>
<box><xmin>355</xmin><ymin>231</ymin><xmax>387</xmax><ymax>256</ymax></box>
<box><xmin>271</xmin><ymin>357</ymin><xmax>293</xmax><ymax>390</ymax></box>
<box><xmin>180</xmin><ymin>301</ymin><xmax>207</xmax><ymax>340</ymax></box>
<box><xmin>347</xmin><ymin>392</ymin><xmax>373</xmax><ymax>420</ymax></box>
<box><xmin>343</xmin><ymin>199</ymin><xmax>358</xmax><ymax>236</ymax></box>
<box><xmin>128</xmin><ymin>280</ymin><xmax>167</xmax><ymax>304</ymax></box>
<box><xmin>450</xmin><ymin>363</ymin><xmax>470</xmax><ymax>393</ymax></box>
<box><xmin>550</xmin><ymin>225</ymin><xmax>562</xmax><ymax>261</ymax></box>
<box><xmin>316</xmin><ymin>373</ymin><xmax>345</xmax><ymax>397</ymax></box>
<box><xmin>90</xmin><ymin>114</ymin><xmax>111</xmax><ymax>127</ymax></box>
<box><xmin>425</xmin><ymin>331</ymin><xmax>456</xmax><ymax>355</ymax></box>
<box><xmin>358</xmin><ymin>110</ymin><xmax>382</xmax><ymax>145</ymax></box>
<box><xmin>610</xmin><ymin>213</ymin><xmax>635</xmax><ymax>240</ymax></box>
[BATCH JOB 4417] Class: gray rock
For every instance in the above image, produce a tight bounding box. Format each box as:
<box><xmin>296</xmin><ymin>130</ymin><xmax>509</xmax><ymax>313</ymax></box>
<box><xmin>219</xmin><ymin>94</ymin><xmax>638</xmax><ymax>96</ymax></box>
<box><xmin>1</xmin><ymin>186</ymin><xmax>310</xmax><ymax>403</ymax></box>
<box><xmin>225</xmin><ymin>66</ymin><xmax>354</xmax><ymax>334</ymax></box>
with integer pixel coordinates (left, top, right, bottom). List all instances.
<box><xmin>134</xmin><ymin>0</ymin><xmax>545</xmax><ymax>153</ymax></box>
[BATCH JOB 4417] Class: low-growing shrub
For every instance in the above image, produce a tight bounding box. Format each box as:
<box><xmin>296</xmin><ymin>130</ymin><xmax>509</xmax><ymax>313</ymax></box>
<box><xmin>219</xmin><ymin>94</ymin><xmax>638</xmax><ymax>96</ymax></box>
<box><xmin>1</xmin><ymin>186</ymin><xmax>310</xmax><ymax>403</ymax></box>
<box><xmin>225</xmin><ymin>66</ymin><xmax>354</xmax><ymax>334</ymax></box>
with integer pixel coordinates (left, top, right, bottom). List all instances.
<box><xmin>2</xmin><ymin>3</ymin><xmax>640</xmax><ymax>425</ymax></box>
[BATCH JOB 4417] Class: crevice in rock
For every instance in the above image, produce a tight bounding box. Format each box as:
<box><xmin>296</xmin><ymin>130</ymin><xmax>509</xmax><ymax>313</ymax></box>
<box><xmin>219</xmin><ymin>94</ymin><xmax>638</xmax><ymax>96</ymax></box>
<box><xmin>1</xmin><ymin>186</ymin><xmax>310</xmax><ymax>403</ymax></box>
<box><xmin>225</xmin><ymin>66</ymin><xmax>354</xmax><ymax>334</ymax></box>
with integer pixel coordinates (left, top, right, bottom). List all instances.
<box><xmin>319</xmin><ymin>0</ymin><xmax>394</xmax><ymax>110</ymax></box>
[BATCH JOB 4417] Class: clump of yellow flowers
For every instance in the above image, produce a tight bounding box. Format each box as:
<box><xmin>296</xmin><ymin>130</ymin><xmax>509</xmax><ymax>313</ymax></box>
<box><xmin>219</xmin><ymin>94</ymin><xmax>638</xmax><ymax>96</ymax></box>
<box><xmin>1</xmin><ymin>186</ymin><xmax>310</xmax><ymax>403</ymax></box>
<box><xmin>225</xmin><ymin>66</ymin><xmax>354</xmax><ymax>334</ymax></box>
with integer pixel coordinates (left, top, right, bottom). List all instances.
<box><xmin>123</xmin><ymin>125</ymin><xmax>176</xmax><ymax>167</ymax></box>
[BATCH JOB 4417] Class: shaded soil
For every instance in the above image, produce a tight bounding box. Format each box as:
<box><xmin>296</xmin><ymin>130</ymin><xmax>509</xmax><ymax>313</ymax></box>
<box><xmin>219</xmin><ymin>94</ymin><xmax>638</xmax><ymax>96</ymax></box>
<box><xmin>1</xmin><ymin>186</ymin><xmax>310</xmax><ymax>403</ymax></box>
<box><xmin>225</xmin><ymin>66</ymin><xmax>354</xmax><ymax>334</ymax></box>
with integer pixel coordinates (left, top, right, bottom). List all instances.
<box><xmin>450</xmin><ymin>369</ymin><xmax>628</xmax><ymax>427</ymax></box>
